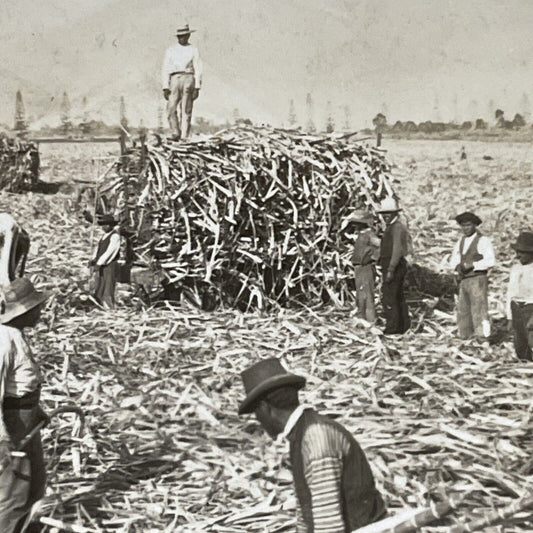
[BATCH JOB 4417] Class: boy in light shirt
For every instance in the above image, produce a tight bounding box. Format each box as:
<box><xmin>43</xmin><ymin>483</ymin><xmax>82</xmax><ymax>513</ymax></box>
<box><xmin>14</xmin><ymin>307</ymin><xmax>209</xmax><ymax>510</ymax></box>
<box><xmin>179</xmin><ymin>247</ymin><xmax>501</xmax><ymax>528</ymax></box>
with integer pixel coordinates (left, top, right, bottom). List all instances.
<box><xmin>507</xmin><ymin>231</ymin><xmax>533</xmax><ymax>361</ymax></box>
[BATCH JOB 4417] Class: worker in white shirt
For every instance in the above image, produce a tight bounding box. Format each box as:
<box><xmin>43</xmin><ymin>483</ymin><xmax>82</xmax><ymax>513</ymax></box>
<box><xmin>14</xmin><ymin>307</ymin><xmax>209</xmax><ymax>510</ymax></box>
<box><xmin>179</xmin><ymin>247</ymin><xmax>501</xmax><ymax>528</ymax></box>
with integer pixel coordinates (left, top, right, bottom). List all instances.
<box><xmin>450</xmin><ymin>211</ymin><xmax>495</xmax><ymax>340</ymax></box>
<box><xmin>89</xmin><ymin>215</ymin><xmax>121</xmax><ymax>309</ymax></box>
<box><xmin>161</xmin><ymin>24</ymin><xmax>202</xmax><ymax>140</ymax></box>
<box><xmin>506</xmin><ymin>231</ymin><xmax>533</xmax><ymax>361</ymax></box>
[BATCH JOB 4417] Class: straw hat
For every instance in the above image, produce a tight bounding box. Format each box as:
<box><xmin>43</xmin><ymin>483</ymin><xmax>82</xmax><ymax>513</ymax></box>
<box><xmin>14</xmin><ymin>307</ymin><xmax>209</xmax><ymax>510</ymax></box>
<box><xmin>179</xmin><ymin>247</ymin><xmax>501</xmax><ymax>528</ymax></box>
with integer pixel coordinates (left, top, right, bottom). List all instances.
<box><xmin>377</xmin><ymin>197</ymin><xmax>401</xmax><ymax>213</ymax></box>
<box><xmin>455</xmin><ymin>211</ymin><xmax>482</xmax><ymax>226</ymax></box>
<box><xmin>341</xmin><ymin>210</ymin><xmax>373</xmax><ymax>230</ymax></box>
<box><xmin>0</xmin><ymin>278</ymin><xmax>49</xmax><ymax>325</ymax></box>
<box><xmin>511</xmin><ymin>231</ymin><xmax>533</xmax><ymax>252</ymax></box>
<box><xmin>238</xmin><ymin>358</ymin><xmax>306</xmax><ymax>415</ymax></box>
<box><xmin>176</xmin><ymin>24</ymin><xmax>195</xmax><ymax>36</ymax></box>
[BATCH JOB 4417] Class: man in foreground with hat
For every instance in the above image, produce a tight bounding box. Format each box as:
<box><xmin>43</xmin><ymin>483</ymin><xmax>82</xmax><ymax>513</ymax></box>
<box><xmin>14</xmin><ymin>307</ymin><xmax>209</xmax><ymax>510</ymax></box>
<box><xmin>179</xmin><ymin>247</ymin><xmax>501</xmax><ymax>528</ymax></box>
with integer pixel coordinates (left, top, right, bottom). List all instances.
<box><xmin>450</xmin><ymin>211</ymin><xmax>495</xmax><ymax>340</ymax></box>
<box><xmin>162</xmin><ymin>24</ymin><xmax>202</xmax><ymax>140</ymax></box>
<box><xmin>89</xmin><ymin>214</ymin><xmax>121</xmax><ymax>309</ymax></box>
<box><xmin>238</xmin><ymin>358</ymin><xmax>386</xmax><ymax>532</ymax></box>
<box><xmin>377</xmin><ymin>197</ymin><xmax>411</xmax><ymax>334</ymax></box>
<box><xmin>342</xmin><ymin>210</ymin><xmax>380</xmax><ymax>323</ymax></box>
<box><xmin>0</xmin><ymin>278</ymin><xmax>49</xmax><ymax>532</ymax></box>
<box><xmin>506</xmin><ymin>231</ymin><xmax>533</xmax><ymax>361</ymax></box>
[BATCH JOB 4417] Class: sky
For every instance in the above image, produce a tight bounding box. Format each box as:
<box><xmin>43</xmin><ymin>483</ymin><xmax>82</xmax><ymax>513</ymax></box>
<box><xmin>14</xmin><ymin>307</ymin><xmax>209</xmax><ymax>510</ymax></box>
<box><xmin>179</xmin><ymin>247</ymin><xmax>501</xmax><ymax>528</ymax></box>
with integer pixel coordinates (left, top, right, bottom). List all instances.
<box><xmin>1</xmin><ymin>0</ymin><xmax>532</xmax><ymax>129</ymax></box>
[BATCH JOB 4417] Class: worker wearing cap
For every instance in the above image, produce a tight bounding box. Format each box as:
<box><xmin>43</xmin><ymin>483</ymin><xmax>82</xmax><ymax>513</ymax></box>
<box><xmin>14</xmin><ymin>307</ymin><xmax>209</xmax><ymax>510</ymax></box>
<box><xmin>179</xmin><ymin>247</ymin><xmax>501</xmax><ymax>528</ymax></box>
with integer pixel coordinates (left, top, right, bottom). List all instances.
<box><xmin>238</xmin><ymin>358</ymin><xmax>386</xmax><ymax>532</ymax></box>
<box><xmin>450</xmin><ymin>211</ymin><xmax>495</xmax><ymax>340</ymax></box>
<box><xmin>342</xmin><ymin>210</ymin><xmax>380</xmax><ymax>323</ymax></box>
<box><xmin>506</xmin><ymin>231</ymin><xmax>533</xmax><ymax>361</ymax></box>
<box><xmin>89</xmin><ymin>214</ymin><xmax>121</xmax><ymax>309</ymax></box>
<box><xmin>162</xmin><ymin>24</ymin><xmax>202</xmax><ymax>140</ymax></box>
<box><xmin>0</xmin><ymin>278</ymin><xmax>49</xmax><ymax>532</ymax></box>
<box><xmin>377</xmin><ymin>197</ymin><xmax>411</xmax><ymax>334</ymax></box>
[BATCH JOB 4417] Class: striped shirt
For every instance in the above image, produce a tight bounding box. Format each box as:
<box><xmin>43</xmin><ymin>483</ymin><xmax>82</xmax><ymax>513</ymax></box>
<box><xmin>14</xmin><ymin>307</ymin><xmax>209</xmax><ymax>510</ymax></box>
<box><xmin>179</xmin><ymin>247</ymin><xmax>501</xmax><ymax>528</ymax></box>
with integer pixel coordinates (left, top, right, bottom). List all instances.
<box><xmin>284</xmin><ymin>408</ymin><xmax>384</xmax><ymax>532</ymax></box>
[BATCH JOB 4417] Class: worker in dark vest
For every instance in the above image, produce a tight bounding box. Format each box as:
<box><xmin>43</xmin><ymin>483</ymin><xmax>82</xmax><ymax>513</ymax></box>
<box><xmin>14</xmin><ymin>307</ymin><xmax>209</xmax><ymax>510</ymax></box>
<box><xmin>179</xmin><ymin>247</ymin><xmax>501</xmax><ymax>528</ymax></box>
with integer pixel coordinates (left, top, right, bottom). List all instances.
<box><xmin>0</xmin><ymin>278</ymin><xmax>50</xmax><ymax>532</ymax></box>
<box><xmin>342</xmin><ymin>210</ymin><xmax>380</xmax><ymax>323</ymax></box>
<box><xmin>89</xmin><ymin>214</ymin><xmax>120</xmax><ymax>309</ymax></box>
<box><xmin>238</xmin><ymin>358</ymin><xmax>386</xmax><ymax>532</ymax></box>
<box><xmin>507</xmin><ymin>231</ymin><xmax>533</xmax><ymax>361</ymax></box>
<box><xmin>450</xmin><ymin>211</ymin><xmax>495</xmax><ymax>340</ymax></box>
<box><xmin>377</xmin><ymin>197</ymin><xmax>411</xmax><ymax>334</ymax></box>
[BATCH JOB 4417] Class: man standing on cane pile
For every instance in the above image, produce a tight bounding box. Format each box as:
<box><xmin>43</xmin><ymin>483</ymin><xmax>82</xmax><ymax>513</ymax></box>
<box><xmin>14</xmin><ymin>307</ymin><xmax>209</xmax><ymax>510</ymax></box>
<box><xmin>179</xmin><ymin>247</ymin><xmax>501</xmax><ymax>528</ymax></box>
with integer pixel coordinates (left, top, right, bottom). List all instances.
<box><xmin>342</xmin><ymin>211</ymin><xmax>380</xmax><ymax>323</ymax></box>
<box><xmin>506</xmin><ymin>231</ymin><xmax>533</xmax><ymax>361</ymax></box>
<box><xmin>377</xmin><ymin>197</ymin><xmax>411</xmax><ymax>334</ymax></box>
<box><xmin>0</xmin><ymin>278</ymin><xmax>50</xmax><ymax>532</ymax></box>
<box><xmin>89</xmin><ymin>214</ymin><xmax>120</xmax><ymax>309</ymax></box>
<box><xmin>450</xmin><ymin>211</ymin><xmax>495</xmax><ymax>340</ymax></box>
<box><xmin>162</xmin><ymin>24</ymin><xmax>202</xmax><ymax>141</ymax></box>
<box><xmin>238</xmin><ymin>358</ymin><xmax>386</xmax><ymax>532</ymax></box>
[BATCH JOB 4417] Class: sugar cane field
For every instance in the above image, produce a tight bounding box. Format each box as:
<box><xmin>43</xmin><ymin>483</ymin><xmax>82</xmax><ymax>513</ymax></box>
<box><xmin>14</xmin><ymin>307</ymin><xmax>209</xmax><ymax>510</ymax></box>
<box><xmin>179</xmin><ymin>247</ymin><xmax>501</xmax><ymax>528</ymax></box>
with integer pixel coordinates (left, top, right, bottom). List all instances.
<box><xmin>1</xmin><ymin>138</ymin><xmax>532</xmax><ymax>532</ymax></box>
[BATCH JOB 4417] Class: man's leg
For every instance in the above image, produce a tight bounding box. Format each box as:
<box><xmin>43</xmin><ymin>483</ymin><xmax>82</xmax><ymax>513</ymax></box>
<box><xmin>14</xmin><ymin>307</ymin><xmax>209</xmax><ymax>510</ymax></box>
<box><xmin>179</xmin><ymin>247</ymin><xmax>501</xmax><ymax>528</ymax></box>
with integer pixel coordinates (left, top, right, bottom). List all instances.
<box><xmin>357</xmin><ymin>265</ymin><xmax>376</xmax><ymax>322</ymax></box>
<box><xmin>382</xmin><ymin>273</ymin><xmax>400</xmax><ymax>334</ymax></box>
<box><xmin>94</xmin><ymin>269</ymin><xmax>104</xmax><ymax>305</ymax></box>
<box><xmin>167</xmin><ymin>75</ymin><xmax>184</xmax><ymax>138</ymax></box>
<box><xmin>456</xmin><ymin>279</ymin><xmax>474</xmax><ymax>339</ymax></box>
<box><xmin>511</xmin><ymin>301</ymin><xmax>532</xmax><ymax>360</ymax></box>
<box><xmin>470</xmin><ymin>275</ymin><xmax>490</xmax><ymax>338</ymax></box>
<box><xmin>101</xmin><ymin>263</ymin><xmax>116</xmax><ymax>309</ymax></box>
<box><xmin>396</xmin><ymin>260</ymin><xmax>410</xmax><ymax>333</ymax></box>
<box><xmin>181</xmin><ymin>74</ymin><xmax>195</xmax><ymax>139</ymax></box>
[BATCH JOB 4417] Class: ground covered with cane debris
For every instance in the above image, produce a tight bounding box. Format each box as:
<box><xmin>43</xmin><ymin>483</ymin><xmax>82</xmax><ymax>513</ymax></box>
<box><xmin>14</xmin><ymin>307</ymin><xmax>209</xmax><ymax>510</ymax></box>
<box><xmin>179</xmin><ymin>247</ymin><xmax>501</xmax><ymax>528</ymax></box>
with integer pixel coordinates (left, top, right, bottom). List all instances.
<box><xmin>2</xmin><ymin>139</ymin><xmax>532</xmax><ymax>532</ymax></box>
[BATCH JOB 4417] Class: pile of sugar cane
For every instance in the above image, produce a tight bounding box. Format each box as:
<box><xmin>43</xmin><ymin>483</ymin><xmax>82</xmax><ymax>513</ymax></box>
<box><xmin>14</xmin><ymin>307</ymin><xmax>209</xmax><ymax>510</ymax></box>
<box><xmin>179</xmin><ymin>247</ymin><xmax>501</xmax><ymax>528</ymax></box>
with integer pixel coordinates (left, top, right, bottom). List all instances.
<box><xmin>0</xmin><ymin>133</ymin><xmax>39</xmax><ymax>192</ymax></box>
<box><xmin>1</xmin><ymin>139</ymin><xmax>532</xmax><ymax>532</ymax></box>
<box><xmin>100</xmin><ymin>127</ymin><xmax>397</xmax><ymax>310</ymax></box>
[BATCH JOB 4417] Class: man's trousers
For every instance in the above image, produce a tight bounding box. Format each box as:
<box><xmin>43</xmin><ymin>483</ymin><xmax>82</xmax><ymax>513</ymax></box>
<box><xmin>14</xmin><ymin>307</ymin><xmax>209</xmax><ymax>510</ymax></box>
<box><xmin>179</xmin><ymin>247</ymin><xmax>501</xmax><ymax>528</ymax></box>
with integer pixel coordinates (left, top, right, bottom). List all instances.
<box><xmin>94</xmin><ymin>262</ymin><xmax>117</xmax><ymax>309</ymax></box>
<box><xmin>167</xmin><ymin>73</ymin><xmax>195</xmax><ymax>139</ymax></box>
<box><xmin>355</xmin><ymin>265</ymin><xmax>376</xmax><ymax>322</ymax></box>
<box><xmin>0</xmin><ymin>405</ymin><xmax>46</xmax><ymax>533</ymax></box>
<box><xmin>381</xmin><ymin>258</ymin><xmax>410</xmax><ymax>334</ymax></box>
<box><xmin>510</xmin><ymin>301</ymin><xmax>533</xmax><ymax>361</ymax></box>
<box><xmin>456</xmin><ymin>274</ymin><xmax>490</xmax><ymax>339</ymax></box>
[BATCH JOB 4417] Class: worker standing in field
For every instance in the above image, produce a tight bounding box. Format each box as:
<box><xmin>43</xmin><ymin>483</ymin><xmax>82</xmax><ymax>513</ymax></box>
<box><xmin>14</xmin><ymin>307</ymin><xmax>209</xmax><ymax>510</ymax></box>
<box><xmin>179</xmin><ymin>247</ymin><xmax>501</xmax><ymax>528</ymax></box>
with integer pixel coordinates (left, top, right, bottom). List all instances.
<box><xmin>378</xmin><ymin>197</ymin><xmax>411</xmax><ymax>334</ymax></box>
<box><xmin>0</xmin><ymin>278</ymin><xmax>49</xmax><ymax>532</ymax></box>
<box><xmin>506</xmin><ymin>231</ymin><xmax>533</xmax><ymax>361</ymax></box>
<box><xmin>342</xmin><ymin>210</ymin><xmax>380</xmax><ymax>323</ymax></box>
<box><xmin>89</xmin><ymin>214</ymin><xmax>121</xmax><ymax>309</ymax></box>
<box><xmin>238</xmin><ymin>357</ymin><xmax>386</xmax><ymax>532</ymax></box>
<box><xmin>450</xmin><ymin>211</ymin><xmax>495</xmax><ymax>340</ymax></box>
<box><xmin>161</xmin><ymin>24</ymin><xmax>202</xmax><ymax>141</ymax></box>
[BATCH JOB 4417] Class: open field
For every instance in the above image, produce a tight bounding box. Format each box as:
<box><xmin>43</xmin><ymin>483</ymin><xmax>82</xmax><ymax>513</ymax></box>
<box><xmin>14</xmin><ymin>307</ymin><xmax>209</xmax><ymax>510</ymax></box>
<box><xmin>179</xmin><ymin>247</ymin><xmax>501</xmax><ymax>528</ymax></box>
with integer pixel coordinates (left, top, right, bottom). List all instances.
<box><xmin>2</xmin><ymin>138</ymin><xmax>532</xmax><ymax>532</ymax></box>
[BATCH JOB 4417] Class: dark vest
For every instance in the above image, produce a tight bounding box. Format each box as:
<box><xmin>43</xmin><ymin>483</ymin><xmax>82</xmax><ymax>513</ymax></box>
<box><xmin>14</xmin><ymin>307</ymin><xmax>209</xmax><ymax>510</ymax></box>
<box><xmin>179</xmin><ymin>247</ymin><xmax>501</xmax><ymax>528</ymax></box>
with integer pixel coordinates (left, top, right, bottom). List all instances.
<box><xmin>95</xmin><ymin>231</ymin><xmax>119</xmax><ymax>265</ymax></box>
<box><xmin>288</xmin><ymin>409</ymin><xmax>386</xmax><ymax>532</ymax></box>
<box><xmin>459</xmin><ymin>232</ymin><xmax>485</xmax><ymax>279</ymax></box>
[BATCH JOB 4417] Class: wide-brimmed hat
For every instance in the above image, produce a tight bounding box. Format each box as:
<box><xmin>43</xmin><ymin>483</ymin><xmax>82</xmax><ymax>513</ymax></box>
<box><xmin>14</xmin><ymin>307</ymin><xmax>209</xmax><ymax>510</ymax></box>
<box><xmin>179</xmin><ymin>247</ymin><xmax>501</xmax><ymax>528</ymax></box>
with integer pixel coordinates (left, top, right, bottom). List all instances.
<box><xmin>97</xmin><ymin>214</ymin><xmax>117</xmax><ymax>226</ymax></box>
<box><xmin>341</xmin><ymin>210</ymin><xmax>373</xmax><ymax>230</ymax></box>
<box><xmin>511</xmin><ymin>231</ymin><xmax>533</xmax><ymax>252</ymax></box>
<box><xmin>0</xmin><ymin>278</ymin><xmax>49</xmax><ymax>324</ymax></box>
<box><xmin>377</xmin><ymin>197</ymin><xmax>401</xmax><ymax>213</ymax></box>
<box><xmin>238</xmin><ymin>358</ymin><xmax>306</xmax><ymax>415</ymax></box>
<box><xmin>176</xmin><ymin>24</ymin><xmax>195</xmax><ymax>36</ymax></box>
<box><xmin>455</xmin><ymin>211</ymin><xmax>482</xmax><ymax>226</ymax></box>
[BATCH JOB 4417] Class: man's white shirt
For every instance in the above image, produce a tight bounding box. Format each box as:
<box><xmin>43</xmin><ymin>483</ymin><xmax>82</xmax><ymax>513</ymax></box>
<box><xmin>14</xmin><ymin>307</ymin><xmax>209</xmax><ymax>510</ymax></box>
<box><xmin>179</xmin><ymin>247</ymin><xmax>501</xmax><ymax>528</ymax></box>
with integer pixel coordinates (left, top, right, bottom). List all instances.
<box><xmin>162</xmin><ymin>43</ymin><xmax>202</xmax><ymax>90</ymax></box>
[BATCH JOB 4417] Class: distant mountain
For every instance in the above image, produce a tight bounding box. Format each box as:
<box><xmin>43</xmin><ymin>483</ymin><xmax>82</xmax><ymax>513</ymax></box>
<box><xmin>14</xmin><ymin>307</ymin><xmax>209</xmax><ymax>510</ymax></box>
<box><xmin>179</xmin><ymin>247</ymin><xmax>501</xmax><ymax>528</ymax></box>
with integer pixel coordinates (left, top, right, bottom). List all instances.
<box><xmin>1</xmin><ymin>0</ymin><xmax>532</xmax><ymax>128</ymax></box>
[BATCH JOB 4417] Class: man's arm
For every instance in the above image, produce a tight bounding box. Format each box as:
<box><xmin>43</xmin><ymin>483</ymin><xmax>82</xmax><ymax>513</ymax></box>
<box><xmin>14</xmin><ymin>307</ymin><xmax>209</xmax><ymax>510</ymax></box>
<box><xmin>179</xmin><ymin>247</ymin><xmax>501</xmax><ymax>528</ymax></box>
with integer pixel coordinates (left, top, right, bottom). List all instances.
<box><xmin>506</xmin><ymin>266</ymin><xmax>519</xmax><ymax>321</ymax></box>
<box><xmin>450</xmin><ymin>239</ymin><xmax>461</xmax><ymax>270</ymax></box>
<box><xmin>0</xmin><ymin>340</ymin><xmax>13</xmax><ymax>470</ymax></box>
<box><xmin>193</xmin><ymin>46</ymin><xmax>202</xmax><ymax>90</ymax></box>
<box><xmin>96</xmin><ymin>233</ymin><xmax>120</xmax><ymax>266</ymax></box>
<box><xmin>162</xmin><ymin>48</ymin><xmax>171</xmax><ymax>90</ymax></box>
<box><xmin>473</xmin><ymin>236</ymin><xmax>495</xmax><ymax>270</ymax></box>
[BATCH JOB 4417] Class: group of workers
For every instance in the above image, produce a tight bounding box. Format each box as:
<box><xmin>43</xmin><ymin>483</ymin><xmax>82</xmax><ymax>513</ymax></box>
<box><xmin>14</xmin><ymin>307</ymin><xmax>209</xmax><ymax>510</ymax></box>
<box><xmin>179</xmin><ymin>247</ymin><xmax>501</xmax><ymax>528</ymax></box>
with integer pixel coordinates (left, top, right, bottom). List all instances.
<box><xmin>0</xmin><ymin>24</ymin><xmax>531</xmax><ymax>532</ymax></box>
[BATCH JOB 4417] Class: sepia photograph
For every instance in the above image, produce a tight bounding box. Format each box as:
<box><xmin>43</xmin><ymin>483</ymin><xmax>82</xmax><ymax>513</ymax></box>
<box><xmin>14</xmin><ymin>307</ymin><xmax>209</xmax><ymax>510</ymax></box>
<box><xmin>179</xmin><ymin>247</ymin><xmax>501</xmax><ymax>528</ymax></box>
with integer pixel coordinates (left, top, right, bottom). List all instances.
<box><xmin>0</xmin><ymin>0</ymin><xmax>532</xmax><ymax>531</ymax></box>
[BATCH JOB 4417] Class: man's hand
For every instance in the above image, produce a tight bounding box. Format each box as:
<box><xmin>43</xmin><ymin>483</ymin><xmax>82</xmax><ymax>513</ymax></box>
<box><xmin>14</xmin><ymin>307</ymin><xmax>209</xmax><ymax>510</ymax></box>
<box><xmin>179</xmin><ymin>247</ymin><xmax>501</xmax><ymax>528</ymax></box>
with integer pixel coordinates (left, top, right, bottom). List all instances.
<box><xmin>88</xmin><ymin>259</ymin><xmax>96</xmax><ymax>268</ymax></box>
<box><xmin>163</xmin><ymin>89</ymin><xmax>170</xmax><ymax>101</ymax></box>
<box><xmin>507</xmin><ymin>319</ymin><xmax>514</xmax><ymax>332</ymax></box>
<box><xmin>193</xmin><ymin>88</ymin><xmax>200</xmax><ymax>100</ymax></box>
<box><xmin>0</xmin><ymin>439</ymin><xmax>13</xmax><ymax>472</ymax></box>
<box><xmin>385</xmin><ymin>270</ymin><xmax>394</xmax><ymax>283</ymax></box>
